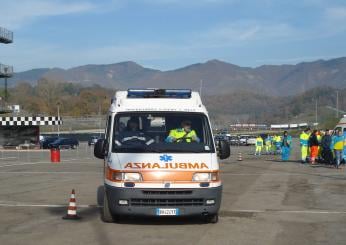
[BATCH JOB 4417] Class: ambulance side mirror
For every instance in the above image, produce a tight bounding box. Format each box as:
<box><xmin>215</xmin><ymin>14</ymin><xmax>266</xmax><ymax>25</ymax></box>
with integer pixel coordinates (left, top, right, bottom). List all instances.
<box><xmin>218</xmin><ymin>140</ymin><xmax>230</xmax><ymax>159</ymax></box>
<box><xmin>94</xmin><ymin>139</ymin><xmax>106</xmax><ymax>159</ymax></box>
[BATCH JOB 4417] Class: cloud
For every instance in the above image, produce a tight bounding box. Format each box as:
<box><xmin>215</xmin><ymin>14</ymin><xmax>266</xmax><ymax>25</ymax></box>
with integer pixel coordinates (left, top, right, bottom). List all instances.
<box><xmin>137</xmin><ymin>0</ymin><xmax>233</xmax><ymax>6</ymax></box>
<box><xmin>0</xmin><ymin>0</ymin><xmax>97</xmax><ymax>29</ymax></box>
<box><xmin>325</xmin><ymin>6</ymin><xmax>346</xmax><ymax>20</ymax></box>
<box><xmin>196</xmin><ymin>21</ymin><xmax>298</xmax><ymax>47</ymax></box>
<box><xmin>0</xmin><ymin>40</ymin><xmax>196</xmax><ymax>71</ymax></box>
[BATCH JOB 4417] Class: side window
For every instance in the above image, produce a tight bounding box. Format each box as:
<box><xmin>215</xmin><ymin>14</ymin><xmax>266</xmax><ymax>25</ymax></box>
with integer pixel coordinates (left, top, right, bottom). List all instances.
<box><xmin>105</xmin><ymin>115</ymin><xmax>112</xmax><ymax>152</ymax></box>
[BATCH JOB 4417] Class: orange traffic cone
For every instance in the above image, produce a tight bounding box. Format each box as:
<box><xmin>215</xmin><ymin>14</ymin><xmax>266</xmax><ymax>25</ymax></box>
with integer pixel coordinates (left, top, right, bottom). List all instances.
<box><xmin>237</xmin><ymin>152</ymin><xmax>243</xmax><ymax>161</ymax></box>
<box><xmin>62</xmin><ymin>189</ymin><xmax>81</xmax><ymax>220</ymax></box>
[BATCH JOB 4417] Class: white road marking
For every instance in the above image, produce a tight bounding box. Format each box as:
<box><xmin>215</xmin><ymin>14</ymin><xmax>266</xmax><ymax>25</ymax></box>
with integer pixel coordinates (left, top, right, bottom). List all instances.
<box><xmin>0</xmin><ymin>158</ymin><xmax>95</xmax><ymax>168</ymax></box>
<box><xmin>222</xmin><ymin>173</ymin><xmax>345</xmax><ymax>176</ymax></box>
<box><xmin>0</xmin><ymin>203</ymin><xmax>98</xmax><ymax>208</ymax></box>
<box><xmin>0</xmin><ymin>171</ymin><xmax>101</xmax><ymax>174</ymax></box>
<box><xmin>223</xmin><ymin>209</ymin><xmax>346</xmax><ymax>214</ymax></box>
<box><xmin>0</xmin><ymin>162</ymin><xmax>51</xmax><ymax>168</ymax></box>
<box><xmin>0</xmin><ymin>157</ymin><xmax>17</xmax><ymax>160</ymax></box>
<box><xmin>0</xmin><ymin>203</ymin><xmax>345</xmax><ymax>215</ymax></box>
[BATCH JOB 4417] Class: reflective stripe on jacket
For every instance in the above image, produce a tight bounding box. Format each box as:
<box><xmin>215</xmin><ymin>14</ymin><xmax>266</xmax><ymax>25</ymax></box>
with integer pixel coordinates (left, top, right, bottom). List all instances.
<box><xmin>332</xmin><ymin>135</ymin><xmax>344</xmax><ymax>150</ymax></box>
<box><xmin>300</xmin><ymin>132</ymin><xmax>309</xmax><ymax>146</ymax></box>
<box><xmin>256</xmin><ymin>137</ymin><xmax>263</xmax><ymax>146</ymax></box>
<box><xmin>166</xmin><ymin>128</ymin><xmax>200</xmax><ymax>143</ymax></box>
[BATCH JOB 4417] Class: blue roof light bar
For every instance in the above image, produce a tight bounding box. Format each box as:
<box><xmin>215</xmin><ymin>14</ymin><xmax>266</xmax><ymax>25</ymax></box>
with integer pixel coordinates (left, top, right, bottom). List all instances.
<box><xmin>127</xmin><ymin>89</ymin><xmax>192</xmax><ymax>98</ymax></box>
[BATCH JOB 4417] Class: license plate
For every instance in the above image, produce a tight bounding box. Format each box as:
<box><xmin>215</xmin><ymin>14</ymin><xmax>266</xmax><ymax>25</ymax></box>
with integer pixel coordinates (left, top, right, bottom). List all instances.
<box><xmin>156</xmin><ymin>208</ymin><xmax>179</xmax><ymax>216</ymax></box>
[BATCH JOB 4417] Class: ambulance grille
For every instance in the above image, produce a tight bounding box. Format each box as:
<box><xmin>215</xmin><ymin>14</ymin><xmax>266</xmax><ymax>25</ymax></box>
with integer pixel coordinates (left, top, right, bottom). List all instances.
<box><xmin>142</xmin><ymin>190</ymin><xmax>193</xmax><ymax>195</ymax></box>
<box><xmin>130</xmin><ymin>198</ymin><xmax>204</xmax><ymax>206</ymax></box>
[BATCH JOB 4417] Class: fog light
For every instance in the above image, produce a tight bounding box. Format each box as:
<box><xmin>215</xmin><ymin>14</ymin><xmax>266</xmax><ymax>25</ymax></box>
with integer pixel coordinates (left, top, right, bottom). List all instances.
<box><xmin>118</xmin><ymin>200</ymin><xmax>129</xmax><ymax>205</ymax></box>
<box><xmin>206</xmin><ymin>199</ymin><xmax>215</xmax><ymax>205</ymax></box>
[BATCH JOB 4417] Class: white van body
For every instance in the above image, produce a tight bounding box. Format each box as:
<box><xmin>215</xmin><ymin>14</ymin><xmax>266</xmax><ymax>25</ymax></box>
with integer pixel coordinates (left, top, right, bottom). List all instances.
<box><xmin>334</xmin><ymin>115</ymin><xmax>346</xmax><ymax>160</ymax></box>
<box><xmin>99</xmin><ymin>89</ymin><xmax>227</xmax><ymax>222</ymax></box>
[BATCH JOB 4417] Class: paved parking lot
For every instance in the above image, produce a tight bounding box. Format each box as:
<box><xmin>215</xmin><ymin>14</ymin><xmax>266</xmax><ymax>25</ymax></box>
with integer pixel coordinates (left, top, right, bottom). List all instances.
<box><xmin>0</xmin><ymin>143</ymin><xmax>345</xmax><ymax>245</ymax></box>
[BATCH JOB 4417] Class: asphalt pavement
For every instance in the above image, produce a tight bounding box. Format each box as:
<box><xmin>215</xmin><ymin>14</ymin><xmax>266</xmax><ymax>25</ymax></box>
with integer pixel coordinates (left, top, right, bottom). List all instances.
<box><xmin>0</xmin><ymin>142</ymin><xmax>345</xmax><ymax>245</ymax></box>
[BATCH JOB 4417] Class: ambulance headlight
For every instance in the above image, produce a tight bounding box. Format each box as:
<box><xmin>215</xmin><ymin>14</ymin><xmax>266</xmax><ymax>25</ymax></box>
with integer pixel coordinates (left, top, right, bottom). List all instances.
<box><xmin>123</xmin><ymin>173</ymin><xmax>142</xmax><ymax>182</ymax></box>
<box><xmin>112</xmin><ymin>172</ymin><xmax>123</xmax><ymax>181</ymax></box>
<box><xmin>192</xmin><ymin>172</ymin><xmax>218</xmax><ymax>182</ymax></box>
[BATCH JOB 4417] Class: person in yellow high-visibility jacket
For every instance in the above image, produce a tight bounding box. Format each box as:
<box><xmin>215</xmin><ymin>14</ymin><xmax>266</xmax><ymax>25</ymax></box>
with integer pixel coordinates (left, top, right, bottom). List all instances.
<box><xmin>274</xmin><ymin>135</ymin><xmax>282</xmax><ymax>155</ymax></box>
<box><xmin>265</xmin><ymin>135</ymin><xmax>272</xmax><ymax>155</ymax></box>
<box><xmin>255</xmin><ymin>136</ymin><xmax>263</xmax><ymax>156</ymax></box>
<box><xmin>299</xmin><ymin>128</ymin><xmax>311</xmax><ymax>163</ymax></box>
<box><xmin>271</xmin><ymin>135</ymin><xmax>277</xmax><ymax>154</ymax></box>
<box><xmin>165</xmin><ymin>120</ymin><xmax>200</xmax><ymax>143</ymax></box>
<box><xmin>332</xmin><ymin>130</ymin><xmax>345</xmax><ymax>169</ymax></box>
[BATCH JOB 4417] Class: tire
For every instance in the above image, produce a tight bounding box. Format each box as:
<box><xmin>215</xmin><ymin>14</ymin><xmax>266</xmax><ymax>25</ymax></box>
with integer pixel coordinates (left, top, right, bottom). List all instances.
<box><xmin>204</xmin><ymin>213</ymin><xmax>219</xmax><ymax>224</ymax></box>
<box><xmin>101</xmin><ymin>191</ymin><xmax>115</xmax><ymax>223</ymax></box>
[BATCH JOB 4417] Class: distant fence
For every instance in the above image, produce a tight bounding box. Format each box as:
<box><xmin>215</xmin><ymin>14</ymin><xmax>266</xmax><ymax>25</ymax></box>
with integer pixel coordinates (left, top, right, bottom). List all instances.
<box><xmin>227</xmin><ymin>122</ymin><xmax>311</xmax><ymax>131</ymax></box>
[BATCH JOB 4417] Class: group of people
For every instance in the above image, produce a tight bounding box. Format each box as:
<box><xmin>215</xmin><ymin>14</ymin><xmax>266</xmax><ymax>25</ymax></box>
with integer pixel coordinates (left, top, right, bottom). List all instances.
<box><xmin>300</xmin><ymin>128</ymin><xmax>345</xmax><ymax>168</ymax></box>
<box><xmin>253</xmin><ymin>128</ymin><xmax>345</xmax><ymax>167</ymax></box>
<box><xmin>255</xmin><ymin>132</ymin><xmax>292</xmax><ymax>160</ymax></box>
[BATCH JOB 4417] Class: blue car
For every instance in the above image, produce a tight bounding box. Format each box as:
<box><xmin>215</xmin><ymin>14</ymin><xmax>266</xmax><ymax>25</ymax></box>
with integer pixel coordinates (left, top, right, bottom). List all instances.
<box><xmin>48</xmin><ymin>137</ymin><xmax>79</xmax><ymax>149</ymax></box>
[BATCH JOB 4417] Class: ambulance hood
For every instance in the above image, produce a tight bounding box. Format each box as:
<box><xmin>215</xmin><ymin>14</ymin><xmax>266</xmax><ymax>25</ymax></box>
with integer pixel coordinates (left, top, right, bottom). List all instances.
<box><xmin>106</xmin><ymin>152</ymin><xmax>218</xmax><ymax>171</ymax></box>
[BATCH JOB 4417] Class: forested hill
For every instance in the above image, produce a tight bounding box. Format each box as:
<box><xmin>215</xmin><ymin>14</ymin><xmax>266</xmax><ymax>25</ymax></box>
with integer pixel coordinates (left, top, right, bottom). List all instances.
<box><xmin>9</xmin><ymin>57</ymin><xmax>346</xmax><ymax>96</ymax></box>
<box><xmin>6</xmin><ymin>80</ymin><xmax>345</xmax><ymax>126</ymax></box>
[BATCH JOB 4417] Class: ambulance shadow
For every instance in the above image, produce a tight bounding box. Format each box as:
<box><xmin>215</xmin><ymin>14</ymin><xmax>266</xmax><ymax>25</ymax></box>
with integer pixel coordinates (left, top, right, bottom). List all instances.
<box><xmin>114</xmin><ymin>216</ymin><xmax>208</xmax><ymax>225</ymax></box>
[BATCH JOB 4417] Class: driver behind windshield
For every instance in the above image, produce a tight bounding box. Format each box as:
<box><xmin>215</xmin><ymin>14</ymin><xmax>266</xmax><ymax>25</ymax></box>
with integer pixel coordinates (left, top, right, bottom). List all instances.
<box><xmin>165</xmin><ymin>120</ymin><xmax>200</xmax><ymax>143</ymax></box>
<box><xmin>114</xmin><ymin>117</ymin><xmax>154</xmax><ymax>146</ymax></box>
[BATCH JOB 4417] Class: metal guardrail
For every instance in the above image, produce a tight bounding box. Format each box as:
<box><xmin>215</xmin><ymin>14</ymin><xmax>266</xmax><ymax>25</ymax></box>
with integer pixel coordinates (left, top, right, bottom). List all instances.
<box><xmin>0</xmin><ymin>63</ymin><xmax>13</xmax><ymax>77</ymax></box>
<box><xmin>0</xmin><ymin>27</ymin><xmax>13</xmax><ymax>43</ymax></box>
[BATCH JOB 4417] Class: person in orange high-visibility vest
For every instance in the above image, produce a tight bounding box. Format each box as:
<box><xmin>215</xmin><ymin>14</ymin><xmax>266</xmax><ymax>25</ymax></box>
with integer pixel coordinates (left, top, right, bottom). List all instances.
<box><xmin>309</xmin><ymin>130</ymin><xmax>319</xmax><ymax>164</ymax></box>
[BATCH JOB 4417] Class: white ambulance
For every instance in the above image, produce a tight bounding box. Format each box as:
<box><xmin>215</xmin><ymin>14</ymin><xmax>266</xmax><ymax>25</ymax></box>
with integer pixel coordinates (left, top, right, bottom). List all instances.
<box><xmin>94</xmin><ymin>89</ymin><xmax>230</xmax><ymax>223</ymax></box>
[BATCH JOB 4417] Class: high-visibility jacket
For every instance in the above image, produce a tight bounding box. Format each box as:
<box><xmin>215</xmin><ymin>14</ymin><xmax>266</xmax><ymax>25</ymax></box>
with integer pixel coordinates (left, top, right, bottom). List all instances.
<box><xmin>265</xmin><ymin>137</ymin><xmax>272</xmax><ymax>146</ymax></box>
<box><xmin>256</xmin><ymin>137</ymin><xmax>263</xmax><ymax>146</ymax></box>
<box><xmin>300</xmin><ymin>132</ymin><xmax>310</xmax><ymax>146</ymax></box>
<box><xmin>332</xmin><ymin>135</ymin><xmax>344</xmax><ymax>150</ymax></box>
<box><xmin>166</xmin><ymin>128</ymin><xmax>200</xmax><ymax>143</ymax></box>
<box><xmin>317</xmin><ymin>134</ymin><xmax>322</xmax><ymax>143</ymax></box>
<box><xmin>275</xmin><ymin>136</ymin><xmax>282</xmax><ymax>146</ymax></box>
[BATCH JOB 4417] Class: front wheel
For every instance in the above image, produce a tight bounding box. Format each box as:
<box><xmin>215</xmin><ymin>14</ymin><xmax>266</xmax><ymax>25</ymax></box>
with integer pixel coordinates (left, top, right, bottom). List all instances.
<box><xmin>101</xmin><ymin>191</ymin><xmax>115</xmax><ymax>223</ymax></box>
<box><xmin>204</xmin><ymin>213</ymin><xmax>219</xmax><ymax>224</ymax></box>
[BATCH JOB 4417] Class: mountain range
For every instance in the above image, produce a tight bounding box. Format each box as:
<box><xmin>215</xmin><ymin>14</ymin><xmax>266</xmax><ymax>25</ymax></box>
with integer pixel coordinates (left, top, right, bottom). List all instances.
<box><xmin>8</xmin><ymin>57</ymin><xmax>346</xmax><ymax>96</ymax></box>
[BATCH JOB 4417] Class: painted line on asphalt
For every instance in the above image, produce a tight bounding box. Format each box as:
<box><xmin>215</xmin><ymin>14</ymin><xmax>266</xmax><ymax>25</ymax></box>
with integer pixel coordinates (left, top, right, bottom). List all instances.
<box><xmin>0</xmin><ymin>171</ymin><xmax>101</xmax><ymax>174</ymax></box>
<box><xmin>0</xmin><ymin>158</ymin><xmax>96</xmax><ymax>168</ymax></box>
<box><xmin>0</xmin><ymin>203</ymin><xmax>345</xmax><ymax>215</ymax></box>
<box><xmin>222</xmin><ymin>173</ymin><xmax>345</xmax><ymax>176</ymax></box>
<box><xmin>0</xmin><ymin>157</ymin><xmax>17</xmax><ymax>160</ymax></box>
<box><xmin>222</xmin><ymin>209</ymin><xmax>346</xmax><ymax>214</ymax></box>
<box><xmin>0</xmin><ymin>162</ymin><xmax>51</xmax><ymax>168</ymax></box>
<box><xmin>0</xmin><ymin>203</ymin><xmax>98</xmax><ymax>208</ymax></box>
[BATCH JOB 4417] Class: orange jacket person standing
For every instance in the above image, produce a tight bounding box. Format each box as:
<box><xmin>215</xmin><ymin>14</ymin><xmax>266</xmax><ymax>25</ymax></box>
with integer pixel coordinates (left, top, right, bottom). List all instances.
<box><xmin>308</xmin><ymin>130</ymin><xmax>319</xmax><ymax>164</ymax></box>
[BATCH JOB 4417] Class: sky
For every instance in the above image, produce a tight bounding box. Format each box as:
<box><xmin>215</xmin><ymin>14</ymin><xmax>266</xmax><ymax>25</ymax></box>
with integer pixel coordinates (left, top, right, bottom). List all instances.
<box><xmin>1</xmin><ymin>0</ymin><xmax>346</xmax><ymax>72</ymax></box>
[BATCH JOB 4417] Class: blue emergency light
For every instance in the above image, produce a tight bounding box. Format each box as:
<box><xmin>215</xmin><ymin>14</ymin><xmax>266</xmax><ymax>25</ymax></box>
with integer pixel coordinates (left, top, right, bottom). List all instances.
<box><xmin>127</xmin><ymin>89</ymin><xmax>192</xmax><ymax>98</ymax></box>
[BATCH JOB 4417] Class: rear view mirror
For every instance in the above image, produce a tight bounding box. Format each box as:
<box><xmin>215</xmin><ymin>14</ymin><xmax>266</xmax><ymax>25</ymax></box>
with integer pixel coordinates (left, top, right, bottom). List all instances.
<box><xmin>218</xmin><ymin>140</ymin><xmax>230</xmax><ymax>160</ymax></box>
<box><xmin>94</xmin><ymin>139</ymin><xmax>106</xmax><ymax>159</ymax></box>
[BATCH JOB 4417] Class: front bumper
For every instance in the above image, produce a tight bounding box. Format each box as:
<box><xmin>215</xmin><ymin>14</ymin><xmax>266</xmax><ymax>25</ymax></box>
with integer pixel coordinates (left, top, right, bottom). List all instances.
<box><xmin>105</xmin><ymin>184</ymin><xmax>222</xmax><ymax>217</ymax></box>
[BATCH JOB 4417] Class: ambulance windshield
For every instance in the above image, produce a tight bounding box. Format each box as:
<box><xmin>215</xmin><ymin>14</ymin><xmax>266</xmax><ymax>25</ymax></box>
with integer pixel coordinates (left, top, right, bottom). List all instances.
<box><xmin>112</xmin><ymin>112</ymin><xmax>215</xmax><ymax>153</ymax></box>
